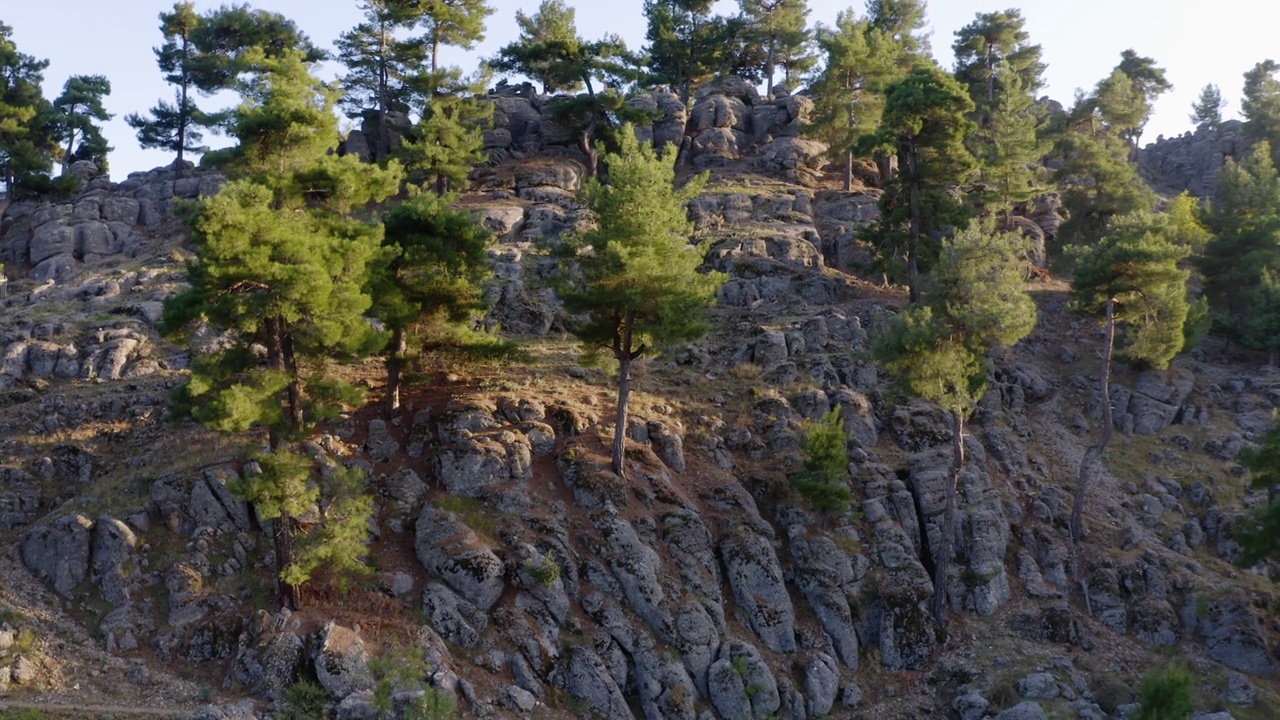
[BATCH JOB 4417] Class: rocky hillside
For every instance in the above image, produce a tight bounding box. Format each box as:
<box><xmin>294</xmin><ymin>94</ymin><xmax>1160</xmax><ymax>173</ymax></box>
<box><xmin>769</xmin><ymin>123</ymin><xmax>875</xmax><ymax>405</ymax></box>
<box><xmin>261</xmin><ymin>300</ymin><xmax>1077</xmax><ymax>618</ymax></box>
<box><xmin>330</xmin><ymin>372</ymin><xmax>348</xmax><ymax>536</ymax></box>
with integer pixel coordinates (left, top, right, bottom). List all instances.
<box><xmin>0</xmin><ymin>81</ymin><xmax>1277</xmax><ymax>720</ymax></box>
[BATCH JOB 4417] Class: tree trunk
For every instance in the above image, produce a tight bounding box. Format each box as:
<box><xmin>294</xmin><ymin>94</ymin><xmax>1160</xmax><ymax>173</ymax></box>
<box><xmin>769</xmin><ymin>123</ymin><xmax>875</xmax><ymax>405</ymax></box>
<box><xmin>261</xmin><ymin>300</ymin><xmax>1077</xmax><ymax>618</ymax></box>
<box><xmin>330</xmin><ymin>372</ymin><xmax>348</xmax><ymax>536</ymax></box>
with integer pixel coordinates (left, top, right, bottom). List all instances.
<box><xmin>274</xmin><ymin>511</ymin><xmax>299</xmax><ymax>610</ymax></box>
<box><xmin>282</xmin><ymin>330</ymin><xmax>303</xmax><ymax>432</ymax></box>
<box><xmin>263</xmin><ymin>316</ymin><xmax>301</xmax><ymax>609</ymax></box>
<box><xmin>905</xmin><ymin>138</ymin><xmax>922</xmax><ymax>303</ymax></box>
<box><xmin>765</xmin><ymin>39</ymin><xmax>776</xmax><ymax>98</ymax></box>
<box><xmin>930</xmin><ymin>410</ymin><xmax>965</xmax><ymax>631</ymax></box>
<box><xmin>1070</xmin><ymin>297</ymin><xmax>1116</xmax><ymax>547</ymax></box>
<box><xmin>385</xmin><ymin>327</ymin><xmax>406</xmax><ymax>416</ymax></box>
<box><xmin>843</xmin><ymin>149</ymin><xmax>853</xmax><ymax>193</ymax></box>
<box><xmin>611</xmin><ymin>310</ymin><xmax>640</xmax><ymax>479</ymax></box>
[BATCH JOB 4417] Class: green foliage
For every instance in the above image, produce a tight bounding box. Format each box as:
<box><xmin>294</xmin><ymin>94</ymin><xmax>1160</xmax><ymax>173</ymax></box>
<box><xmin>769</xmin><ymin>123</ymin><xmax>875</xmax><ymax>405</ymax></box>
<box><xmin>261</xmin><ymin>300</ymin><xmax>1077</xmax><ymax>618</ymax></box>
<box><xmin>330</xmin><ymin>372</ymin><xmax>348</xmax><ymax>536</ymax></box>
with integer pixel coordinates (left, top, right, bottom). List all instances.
<box><xmin>125</xmin><ymin>3</ymin><xmax>208</xmax><ymax>165</ymax></box>
<box><xmin>52</xmin><ymin>74</ymin><xmax>112</xmax><ymax>171</ymax></box>
<box><xmin>370</xmin><ymin>640</ymin><xmax>430</xmax><ymax>713</ymax></box>
<box><xmin>286</xmin><ymin>464</ymin><xmax>373</xmax><ymax>589</ymax></box>
<box><xmin>397</xmin><ymin>74</ymin><xmax>492</xmax><ymax>194</ymax></box>
<box><xmin>1136</xmin><ymin>663</ymin><xmax>1193</xmax><ymax>720</ymax></box>
<box><xmin>403</xmin><ymin>686</ymin><xmax>460</xmax><ymax>720</ymax></box>
<box><xmin>804</xmin><ymin>8</ymin><xmax>899</xmax><ymax>191</ymax></box>
<box><xmin>1243</xmin><ymin>59</ymin><xmax>1280</xmax><ymax>165</ymax></box>
<box><xmin>1236</xmin><ymin>417</ymin><xmax>1280</xmax><ymax>566</ymax></box>
<box><xmin>644</xmin><ymin>0</ymin><xmax>752</xmax><ymax>103</ymax></box>
<box><xmin>335</xmin><ymin>0</ymin><xmax>430</xmax><ymax>159</ymax></box>
<box><xmin>1191</xmin><ymin>83</ymin><xmax>1227</xmax><ymax>129</ymax></box>
<box><xmin>739</xmin><ymin>0</ymin><xmax>815</xmax><ymax>90</ymax></box>
<box><xmin>1199</xmin><ymin>142</ymin><xmax>1280</xmax><ymax>343</ymax></box>
<box><xmin>499</xmin><ymin>0</ymin><xmax>581</xmax><ymax>93</ymax></box>
<box><xmin>188</xmin><ymin>3</ymin><xmax>323</xmax><ymax>94</ymax></box>
<box><xmin>866</xmin><ymin>0</ymin><xmax>930</xmax><ymax>59</ymax></box>
<box><xmin>563</xmin><ymin>125</ymin><xmax>725</xmax><ymax>475</ymax></box>
<box><xmin>875</xmin><ymin>222</ymin><xmax>1036</xmax><ymax>415</ymax></box>
<box><xmin>0</xmin><ymin>22</ymin><xmax>57</xmax><ymax>197</ymax></box>
<box><xmin>953</xmin><ymin>10</ymin><xmax>1045</xmax><ymax>209</ymax></box>
<box><xmin>280</xmin><ymin>678</ymin><xmax>329</xmax><ymax>720</ymax></box>
<box><xmin>792</xmin><ymin>407</ymin><xmax>852</xmax><ymax>512</ymax></box>
<box><xmin>1070</xmin><ymin>213</ymin><xmax>1191</xmax><ymax>369</ymax></box>
<box><xmin>419</xmin><ymin>0</ymin><xmax>493</xmax><ymax>73</ymax></box>
<box><xmin>1109</xmin><ymin>49</ymin><xmax>1172</xmax><ymax>146</ymax></box>
<box><xmin>864</xmin><ymin>64</ymin><xmax>977</xmax><ymax>300</ymax></box>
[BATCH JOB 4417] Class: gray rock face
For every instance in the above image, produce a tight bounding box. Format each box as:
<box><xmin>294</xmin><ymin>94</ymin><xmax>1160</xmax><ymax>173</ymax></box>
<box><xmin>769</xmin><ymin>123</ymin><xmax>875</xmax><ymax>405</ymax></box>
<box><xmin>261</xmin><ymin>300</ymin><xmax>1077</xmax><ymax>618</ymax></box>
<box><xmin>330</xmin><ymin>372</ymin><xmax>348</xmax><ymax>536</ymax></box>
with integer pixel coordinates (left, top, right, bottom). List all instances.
<box><xmin>421</xmin><ymin>582</ymin><xmax>487</xmax><ymax>647</ymax></box>
<box><xmin>995</xmin><ymin>701</ymin><xmax>1048</xmax><ymax>720</ymax></box>
<box><xmin>805</xmin><ymin>652</ymin><xmax>840</xmax><ymax>718</ymax></box>
<box><xmin>314</xmin><ymin>623</ymin><xmax>374</xmax><ymax>700</ymax></box>
<box><xmin>1139</xmin><ymin>120</ymin><xmax>1243</xmax><ymax>198</ymax></box>
<box><xmin>1198</xmin><ymin>590</ymin><xmax>1277</xmax><ymax>676</ymax></box>
<box><xmin>1111</xmin><ymin>367</ymin><xmax>1196</xmax><ymax>435</ymax></box>
<box><xmin>954</xmin><ymin>691</ymin><xmax>990</xmax><ymax>720</ymax></box>
<box><xmin>21</xmin><ymin>514</ymin><xmax>93</xmax><ymax>597</ymax></box>
<box><xmin>592</xmin><ymin>514</ymin><xmax>672</xmax><ymax>639</ymax></box>
<box><xmin>0</xmin><ymin>466</ymin><xmax>39</xmax><ymax>529</ymax></box>
<box><xmin>232</xmin><ymin>612</ymin><xmax>305</xmax><ymax>698</ymax></box>
<box><xmin>414</xmin><ymin>506</ymin><xmax>505</xmax><ymax>610</ymax></box>
<box><xmin>706</xmin><ymin>640</ymin><xmax>779</xmax><ymax>720</ymax></box>
<box><xmin>434</xmin><ymin>431</ymin><xmax>532</xmax><ymax>498</ymax></box>
<box><xmin>364</xmin><ymin>419</ymin><xmax>400</xmax><ymax>463</ymax></box>
<box><xmin>720</xmin><ymin>525</ymin><xmax>796</xmax><ymax>653</ymax></box>
<box><xmin>558</xmin><ymin>646</ymin><xmax>633</xmax><ymax>719</ymax></box>
<box><xmin>1018</xmin><ymin>672</ymin><xmax>1059</xmax><ymax>700</ymax></box>
<box><xmin>791</xmin><ymin>532</ymin><xmax>864</xmax><ymax>668</ymax></box>
<box><xmin>90</xmin><ymin>516</ymin><xmax>138</xmax><ymax>606</ymax></box>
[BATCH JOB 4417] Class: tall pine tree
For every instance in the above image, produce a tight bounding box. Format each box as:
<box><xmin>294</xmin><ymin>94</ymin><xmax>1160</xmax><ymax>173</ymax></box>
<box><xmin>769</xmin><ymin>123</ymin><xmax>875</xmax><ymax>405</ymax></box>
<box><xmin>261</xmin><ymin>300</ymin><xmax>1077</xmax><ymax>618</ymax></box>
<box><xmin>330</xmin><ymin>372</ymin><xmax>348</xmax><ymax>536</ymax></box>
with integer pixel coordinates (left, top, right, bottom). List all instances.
<box><xmin>739</xmin><ymin>0</ymin><xmax>815</xmax><ymax>93</ymax></box>
<box><xmin>164</xmin><ymin>50</ymin><xmax>401</xmax><ymax>608</ymax></box>
<box><xmin>561</xmin><ymin>126</ymin><xmax>725</xmax><ymax>479</ymax></box>
<box><xmin>874</xmin><ymin>222</ymin><xmax>1036</xmax><ymax>629</ymax></box>
<box><xmin>0</xmin><ymin>22</ymin><xmax>56</xmax><ymax>198</ymax></box>
<box><xmin>125</xmin><ymin>2</ymin><xmax>208</xmax><ymax>168</ymax></box>
<box><xmin>52</xmin><ymin>75</ymin><xmax>112</xmax><ymax>172</ymax></box>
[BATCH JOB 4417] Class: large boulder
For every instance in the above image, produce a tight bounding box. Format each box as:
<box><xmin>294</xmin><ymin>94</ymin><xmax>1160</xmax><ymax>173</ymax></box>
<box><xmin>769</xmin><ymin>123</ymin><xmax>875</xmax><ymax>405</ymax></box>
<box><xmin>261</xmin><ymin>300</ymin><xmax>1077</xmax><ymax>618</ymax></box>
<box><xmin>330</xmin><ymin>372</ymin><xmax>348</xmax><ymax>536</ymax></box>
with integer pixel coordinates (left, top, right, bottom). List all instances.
<box><xmin>414</xmin><ymin>506</ymin><xmax>505</xmax><ymax>610</ymax></box>
<box><xmin>313</xmin><ymin>623</ymin><xmax>374</xmax><ymax>700</ymax></box>
<box><xmin>720</xmin><ymin>525</ymin><xmax>796</xmax><ymax>653</ymax></box>
<box><xmin>21</xmin><ymin>514</ymin><xmax>94</xmax><ymax>597</ymax></box>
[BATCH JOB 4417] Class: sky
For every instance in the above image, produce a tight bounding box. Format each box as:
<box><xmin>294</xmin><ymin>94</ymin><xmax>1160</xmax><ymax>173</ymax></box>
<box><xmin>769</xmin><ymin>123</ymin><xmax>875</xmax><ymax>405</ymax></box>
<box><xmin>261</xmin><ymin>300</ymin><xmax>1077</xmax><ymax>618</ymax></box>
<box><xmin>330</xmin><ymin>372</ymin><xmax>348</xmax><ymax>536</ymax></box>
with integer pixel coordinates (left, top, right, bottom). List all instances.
<box><xmin>6</xmin><ymin>0</ymin><xmax>1280</xmax><ymax>178</ymax></box>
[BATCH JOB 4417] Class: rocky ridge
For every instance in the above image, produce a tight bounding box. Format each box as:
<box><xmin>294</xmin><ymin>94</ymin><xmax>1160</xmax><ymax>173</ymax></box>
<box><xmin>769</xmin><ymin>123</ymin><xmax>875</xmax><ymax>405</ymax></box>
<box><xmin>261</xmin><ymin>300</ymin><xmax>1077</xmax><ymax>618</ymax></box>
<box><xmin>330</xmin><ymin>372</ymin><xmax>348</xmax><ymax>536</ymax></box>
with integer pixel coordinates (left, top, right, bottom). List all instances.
<box><xmin>0</xmin><ymin>82</ymin><xmax>1276</xmax><ymax>720</ymax></box>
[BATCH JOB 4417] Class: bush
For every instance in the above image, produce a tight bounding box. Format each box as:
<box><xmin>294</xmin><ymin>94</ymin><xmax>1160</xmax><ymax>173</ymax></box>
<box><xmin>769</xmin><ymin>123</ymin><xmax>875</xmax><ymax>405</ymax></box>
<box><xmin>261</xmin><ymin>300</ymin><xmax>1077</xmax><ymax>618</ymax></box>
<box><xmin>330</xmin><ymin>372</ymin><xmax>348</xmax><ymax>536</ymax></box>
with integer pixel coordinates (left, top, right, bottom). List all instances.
<box><xmin>1137</xmin><ymin>663</ymin><xmax>1193</xmax><ymax>720</ymax></box>
<box><xmin>280</xmin><ymin>679</ymin><xmax>329</xmax><ymax>720</ymax></box>
<box><xmin>791</xmin><ymin>407</ymin><xmax>852</xmax><ymax>513</ymax></box>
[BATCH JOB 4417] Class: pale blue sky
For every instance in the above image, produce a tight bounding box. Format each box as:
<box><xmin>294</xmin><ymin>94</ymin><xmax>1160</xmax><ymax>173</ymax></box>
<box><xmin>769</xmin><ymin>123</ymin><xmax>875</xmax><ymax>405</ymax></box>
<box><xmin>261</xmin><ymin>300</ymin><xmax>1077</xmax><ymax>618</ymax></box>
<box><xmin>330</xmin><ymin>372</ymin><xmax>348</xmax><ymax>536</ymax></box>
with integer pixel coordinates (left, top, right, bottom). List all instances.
<box><xmin>7</xmin><ymin>0</ymin><xmax>1277</xmax><ymax>177</ymax></box>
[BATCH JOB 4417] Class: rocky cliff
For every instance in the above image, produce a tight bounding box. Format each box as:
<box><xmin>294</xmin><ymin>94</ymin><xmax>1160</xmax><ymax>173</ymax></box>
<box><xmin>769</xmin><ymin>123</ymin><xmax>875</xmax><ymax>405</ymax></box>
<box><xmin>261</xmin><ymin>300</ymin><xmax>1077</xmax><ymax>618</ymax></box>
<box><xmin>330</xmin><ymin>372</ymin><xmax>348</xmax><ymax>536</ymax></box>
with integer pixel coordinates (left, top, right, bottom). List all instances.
<box><xmin>1138</xmin><ymin>120</ymin><xmax>1248</xmax><ymax>199</ymax></box>
<box><xmin>0</xmin><ymin>82</ymin><xmax>1277</xmax><ymax>720</ymax></box>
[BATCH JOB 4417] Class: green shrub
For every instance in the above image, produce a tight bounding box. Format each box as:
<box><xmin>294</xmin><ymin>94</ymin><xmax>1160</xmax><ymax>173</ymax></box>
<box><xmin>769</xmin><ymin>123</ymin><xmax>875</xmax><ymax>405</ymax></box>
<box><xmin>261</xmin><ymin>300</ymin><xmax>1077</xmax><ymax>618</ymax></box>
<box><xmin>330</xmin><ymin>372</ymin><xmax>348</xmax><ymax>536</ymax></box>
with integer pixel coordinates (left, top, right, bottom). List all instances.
<box><xmin>1137</xmin><ymin>663</ymin><xmax>1193</xmax><ymax>720</ymax></box>
<box><xmin>791</xmin><ymin>407</ymin><xmax>852</xmax><ymax>513</ymax></box>
<box><xmin>280</xmin><ymin>679</ymin><xmax>329</xmax><ymax>720</ymax></box>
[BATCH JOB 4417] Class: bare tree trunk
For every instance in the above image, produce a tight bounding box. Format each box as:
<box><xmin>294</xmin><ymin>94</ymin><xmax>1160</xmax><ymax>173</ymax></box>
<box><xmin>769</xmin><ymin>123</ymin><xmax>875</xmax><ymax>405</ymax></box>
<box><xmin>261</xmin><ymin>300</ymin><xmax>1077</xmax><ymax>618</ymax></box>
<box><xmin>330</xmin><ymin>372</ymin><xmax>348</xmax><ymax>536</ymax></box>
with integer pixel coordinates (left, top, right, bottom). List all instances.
<box><xmin>611</xmin><ymin>311</ymin><xmax>642</xmax><ymax>479</ymax></box>
<box><xmin>385</xmin><ymin>327</ymin><xmax>406</xmax><ymax>416</ymax></box>
<box><xmin>930</xmin><ymin>410</ymin><xmax>965</xmax><ymax>631</ymax></box>
<box><xmin>1070</xmin><ymin>297</ymin><xmax>1116</xmax><ymax>548</ymax></box>
<box><xmin>905</xmin><ymin>139</ymin><xmax>922</xmax><ymax>303</ymax></box>
<box><xmin>843</xmin><ymin>149</ymin><xmax>853</xmax><ymax>193</ymax></box>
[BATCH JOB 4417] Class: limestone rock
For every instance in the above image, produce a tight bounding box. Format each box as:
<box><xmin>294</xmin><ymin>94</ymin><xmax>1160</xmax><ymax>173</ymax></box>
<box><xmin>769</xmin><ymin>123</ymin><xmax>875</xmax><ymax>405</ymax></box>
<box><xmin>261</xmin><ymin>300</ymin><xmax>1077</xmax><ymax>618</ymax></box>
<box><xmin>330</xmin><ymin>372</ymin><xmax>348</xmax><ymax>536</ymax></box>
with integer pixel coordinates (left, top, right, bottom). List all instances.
<box><xmin>21</xmin><ymin>514</ymin><xmax>93</xmax><ymax>597</ymax></box>
<box><xmin>313</xmin><ymin>623</ymin><xmax>374</xmax><ymax>700</ymax></box>
<box><xmin>720</xmin><ymin>525</ymin><xmax>796</xmax><ymax>653</ymax></box>
<box><xmin>414</xmin><ymin>506</ymin><xmax>505</xmax><ymax>610</ymax></box>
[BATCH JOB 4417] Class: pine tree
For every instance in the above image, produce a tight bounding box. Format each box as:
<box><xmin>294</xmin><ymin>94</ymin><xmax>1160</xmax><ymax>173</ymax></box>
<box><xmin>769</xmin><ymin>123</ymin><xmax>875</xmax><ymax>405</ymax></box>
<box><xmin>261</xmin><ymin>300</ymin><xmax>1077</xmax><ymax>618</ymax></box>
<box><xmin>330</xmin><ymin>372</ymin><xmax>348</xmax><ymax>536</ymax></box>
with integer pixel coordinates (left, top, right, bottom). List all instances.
<box><xmin>1243</xmin><ymin>60</ymin><xmax>1280</xmax><ymax>164</ymax></box>
<box><xmin>739</xmin><ymin>0</ymin><xmax>815</xmax><ymax>93</ymax></box>
<box><xmin>1068</xmin><ymin>213</ymin><xmax>1191</xmax><ymax>549</ymax></box>
<box><xmin>418</xmin><ymin>0</ymin><xmax>493</xmax><ymax>75</ymax></box>
<box><xmin>864</xmin><ymin>64</ymin><xmax>976</xmax><ymax>302</ymax></box>
<box><xmin>504</xmin><ymin>0</ymin><xmax>580</xmax><ymax>93</ymax></box>
<box><xmin>125</xmin><ymin>2</ymin><xmax>207</xmax><ymax>167</ymax></box>
<box><xmin>335</xmin><ymin>0</ymin><xmax>430</xmax><ymax>159</ymax></box>
<box><xmin>1111</xmin><ymin>50</ymin><xmax>1171</xmax><ymax>146</ymax></box>
<box><xmin>164</xmin><ymin>50</ymin><xmax>401</xmax><ymax>608</ymax></box>
<box><xmin>1198</xmin><ymin>142</ymin><xmax>1280</xmax><ymax>340</ymax></box>
<box><xmin>952</xmin><ymin>9</ymin><xmax>1045</xmax><ymax>210</ymax></box>
<box><xmin>52</xmin><ymin>75</ymin><xmax>112</xmax><ymax>172</ymax></box>
<box><xmin>1190</xmin><ymin>83</ymin><xmax>1226</xmax><ymax>129</ymax></box>
<box><xmin>874</xmin><ymin>222</ymin><xmax>1037</xmax><ymax>629</ymax></box>
<box><xmin>865</xmin><ymin>0</ymin><xmax>929</xmax><ymax>61</ymax></box>
<box><xmin>1235</xmin><ymin>419</ymin><xmax>1280</xmax><ymax>565</ymax></box>
<box><xmin>396</xmin><ymin>71</ymin><xmax>492</xmax><ymax>194</ymax></box>
<box><xmin>0</xmin><ymin>22</ymin><xmax>56</xmax><ymax>198</ymax></box>
<box><xmin>644</xmin><ymin>0</ymin><xmax>744</xmax><ymax>104</ymax></box>
<box><xmin>561</xmin><ymin>126</ymin><xmax>725</xmax><ymax>479</ymax></box>
<box><xmin>188</xmin><ymin>4</ymin><xmax>324</xmax><ymax>94</ymax></box>
<box><xmin>791</xmin><ymin>407</ymin><xmax>852</xmax><ymax>513</ymax></box>
<box><xmin>493</xmin><ymin>25</ymin><xmax>644</xmax><ymax>177</ymax></box>
<box><xmin>804</xmin><ymin>9</ymin><xmax>898</xmax><ymax>191</ymax></box>
<box><xmin>370</xmin><ymin>192</ymin><xmax>491</xmax><ymax>414</ymax></box>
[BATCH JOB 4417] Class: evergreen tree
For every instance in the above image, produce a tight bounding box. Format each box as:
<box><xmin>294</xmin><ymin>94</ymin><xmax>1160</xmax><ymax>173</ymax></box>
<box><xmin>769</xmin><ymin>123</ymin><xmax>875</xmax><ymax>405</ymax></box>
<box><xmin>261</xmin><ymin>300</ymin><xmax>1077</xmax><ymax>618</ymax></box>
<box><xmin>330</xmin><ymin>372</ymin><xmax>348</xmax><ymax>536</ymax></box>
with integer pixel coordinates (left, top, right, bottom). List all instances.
<box><xmin>505</xmin><ymin>0</ymin><xmax>580</xmax><ymax>93</ymax></box>
<box><xmin>370</xmin><ymin>192</ymin><xmax>491</xmax><ymax>414</ymax></box>
<box><xmin>865</xmin><ymin>0</ymin><xmax>929</xmax><ymax>61</ymax></box>
<box><xmin>739</xmin><ymin>0</ymin><xmax>815</xmax><ymax>93</ymax></box>
<box><xmin>561</xmin><ymin>126</ymin><xmax>725</xmax><ymax>479</ymax></box>
<box><xmin>864</xmin><ymin>65</ymin><xmax>976</xmax><ymax>301</ymax></box>
<box><xmin>188</xmin><ymin>4</ymin><xmax>324</xmax><ymax>94</ymax></box>
<box><xmin>874</xmin><ymin>222</ymin><xmax>1036</xmax><ymax>628</ymax></box>
<box><xmin>791</xmin><ymin>407</ymin><xmax>852</xmax><ymax>513</ymax></box>
<box><xmin>1243</xmin><ymin>60</ymin><xmax>1280</xmax><ymax>164</ymax></box>
<box><xmin>418</xmin><ymin>0</ymin><xmax>493</xmax><ymax>75</ymax></box>
<box><xmin>804</xmin><ymin>9</ymin><xmax>898</xmax><ymax>191</ymax></box>
<box><xmin>52</xmin><ymin>75</ymin><xmax>112</xmax><ymax>172</ymax></box>
<box><xmin>397</xmin><ymin>71</ymin><xmax>492</xmax><ymax>194</ymax></box>
<box><xmin>1068</xmin><ymin>213</ymin><xmax>1190</xmax><ymax>548</ymax></box>
<box><xmin>125</xmin><ymin>2</ymin><xmax>207</xmax><ymax>167</ymax></box>
<box><xmin>335</xmin><ymin>0</ymin><xmax>430</xmax><ymax>159</ymax></box>
<box><xmin>1198</xmin><ymin>142</ymin><xmax>1280</xmax><ymax>341</ymax></box>
<box><xmin>952</xmin><ymin>9</ymin><xmax>1045</xmax><ymax>210</ymax></box>
<box><xmin>1111</xmin><ymin>50</ymin><xmax>1171</xmax><ymax>146</ymax></box>
<box><xmin>1190</xmin><ymin>83</ymin><xmax>1226</xmax><ymax>129</ymax></box>
<box><xmin>164</xmin><ymin>50</ymin><xmax>401</xmax><ymax>608</ymax></box>
<box><xmin>644</xmin><ymin>0</ymin><xmax>745</xmax><ymax>104</ymax></box>
<box><xmin>1235</xmin><ymin>418</ymin><xmax>1280</xmax><ymax>566</ymax></box>
<box><xmin>494</xmin><ymin>25</ymin><xmax>644</xmax><ymax>177</ymax></box>
<box><xmin>0</xmin><ymin>22</ymin><xmax>56</xmax><ymax>198</ymax></box>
